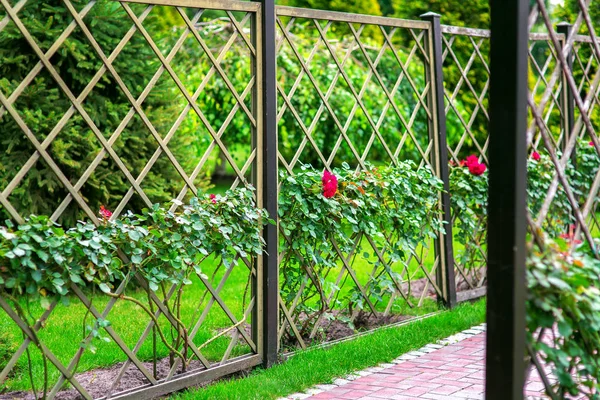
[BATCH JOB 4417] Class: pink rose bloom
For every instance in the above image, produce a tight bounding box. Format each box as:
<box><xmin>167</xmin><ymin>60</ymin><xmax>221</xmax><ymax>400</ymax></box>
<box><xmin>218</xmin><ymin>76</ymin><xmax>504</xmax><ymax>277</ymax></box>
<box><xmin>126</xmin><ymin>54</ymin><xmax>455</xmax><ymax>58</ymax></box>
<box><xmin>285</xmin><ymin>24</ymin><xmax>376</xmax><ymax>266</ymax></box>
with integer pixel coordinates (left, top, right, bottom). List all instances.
<box><xmin>468</xmin><ymin>162</ymin><xmax>487</xmax><ymax>176</ymax></box>
<box><xmin>532</xmin><ymin>151</ymin><xmax>540</xmax><ymax>161</ymax></box>
<box><xmin>560</xmin><ymin>224</ymin><xmax>582</xmax><ymax>245</ymax></box>
<box><xmin>209</xmin><ymin>194</ymin><xmax>217</xmax><ymax>204</ymax></box>
<box><xmin>465</xmin><ymin>155</ymin><xmax>479</xmax><ymax>167</ymax></box>
<box><xmin>322</xmin><ymin>170</ymin><xmax>338</xmax><ymax>199</ymax></box>
<box><xmin>99</xmin><ymin>206</ymin><xmax>112</xmax><ymax>220</ymax></box>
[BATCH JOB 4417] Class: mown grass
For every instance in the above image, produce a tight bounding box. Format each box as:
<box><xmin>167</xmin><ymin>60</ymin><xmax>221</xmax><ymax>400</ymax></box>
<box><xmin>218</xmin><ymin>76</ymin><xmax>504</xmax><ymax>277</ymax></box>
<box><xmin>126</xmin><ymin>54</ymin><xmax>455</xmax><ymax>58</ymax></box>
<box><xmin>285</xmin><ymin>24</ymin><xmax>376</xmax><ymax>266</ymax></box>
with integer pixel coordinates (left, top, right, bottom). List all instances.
<box><xmin>173</xmin><ymin>299</ymin><xmax>486</xmax><ymax>400</ymax></box>
<box><xmin>0</xmin><ymin>243</ymin><xmax>444</xmax><ymax>392</ymax></box>
<box><xmin>0</xmin><ymin>255</ymin><xmax>253</xmax><ymax>391</ymax></box>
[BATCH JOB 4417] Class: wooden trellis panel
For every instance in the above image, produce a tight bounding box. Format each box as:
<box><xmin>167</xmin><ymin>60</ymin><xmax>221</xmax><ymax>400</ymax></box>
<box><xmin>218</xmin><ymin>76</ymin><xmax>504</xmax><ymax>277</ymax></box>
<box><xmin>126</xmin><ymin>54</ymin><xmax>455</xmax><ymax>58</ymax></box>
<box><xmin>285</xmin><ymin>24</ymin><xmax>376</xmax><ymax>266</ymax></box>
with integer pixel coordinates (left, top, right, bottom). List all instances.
<box><xmin>273</xmin><ymin>6</ymin><xmax>454</xmax><ymax>350</ymax></box>
<box><xmin>0</xmin><ymin>0</ymin><xmax>263</xmax><ymax>398</ymax></box>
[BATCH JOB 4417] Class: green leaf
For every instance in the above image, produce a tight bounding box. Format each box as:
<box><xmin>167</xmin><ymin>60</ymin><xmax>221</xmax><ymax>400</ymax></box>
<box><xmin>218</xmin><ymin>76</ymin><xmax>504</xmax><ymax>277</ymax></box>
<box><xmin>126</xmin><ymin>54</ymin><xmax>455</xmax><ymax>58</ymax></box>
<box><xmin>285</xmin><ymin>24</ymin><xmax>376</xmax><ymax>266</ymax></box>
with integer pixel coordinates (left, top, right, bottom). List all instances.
<box><xmin>557</xmin><ymin>320</ymin><xmax>573</xmax><ymax>337</ymax></box>
<box><xmin>98</xmin><ymin>283</ymin><xmax>111</xmax><ymax>294</ymax></box>
<box><xmin>40</xmin><ymin>297</ymin><xmax>51</xmax><ymax>310</ymax></box>
<box><xmin>31</xmin><ymin>270</ymin><xmax>42</xmax><ymax>282</ymax></box>
<box><xmin>126</xmin><ymin>230</ymin><xmax>139</xmax><ymax>242</ymax></box>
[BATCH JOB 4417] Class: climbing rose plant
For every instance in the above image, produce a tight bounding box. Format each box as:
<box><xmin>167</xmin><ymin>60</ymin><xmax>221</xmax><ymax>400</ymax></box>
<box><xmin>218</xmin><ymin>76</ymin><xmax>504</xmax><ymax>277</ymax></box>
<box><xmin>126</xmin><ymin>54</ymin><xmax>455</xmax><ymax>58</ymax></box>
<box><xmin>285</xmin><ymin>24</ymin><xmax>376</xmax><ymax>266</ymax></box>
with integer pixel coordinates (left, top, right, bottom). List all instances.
<box><xmin>451</xmin><ymin>140</ymin><xmax>600</xmax><ymax>274</ymax></box>
<box><xmin>449</xmin><ymin>155</ymin><xmax>489</xmax><ymax>277</ymax></box>
<box><xmin>278</xmin><ymin>162</ymin><xmax>444</xmax><ymax>337</ymax></box>
<box><xmin>0</xmin><ymin>186</ymin><xmax>269</xmax><ymax>391</ymax></box>
<box><xmin>0</xmin><ymin>187</ymin><xmax>268</xmax><ymax>304</ymax></box>
<box><xmin>526</xmin><ymin>238</ymin><xmax>600</xmax><ymax>399</ymax></box>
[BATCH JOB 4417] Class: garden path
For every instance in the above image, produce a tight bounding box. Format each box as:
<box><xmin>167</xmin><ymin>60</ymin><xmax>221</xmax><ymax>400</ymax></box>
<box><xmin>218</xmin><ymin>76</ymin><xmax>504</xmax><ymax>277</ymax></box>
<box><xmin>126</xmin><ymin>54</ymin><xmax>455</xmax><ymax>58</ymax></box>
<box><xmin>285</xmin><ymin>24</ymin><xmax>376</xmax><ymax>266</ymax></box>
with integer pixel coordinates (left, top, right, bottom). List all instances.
<box><xmin>284</xmin><ymin>324</ymin><xmax>576</xmax><ymax>400</ymax></box>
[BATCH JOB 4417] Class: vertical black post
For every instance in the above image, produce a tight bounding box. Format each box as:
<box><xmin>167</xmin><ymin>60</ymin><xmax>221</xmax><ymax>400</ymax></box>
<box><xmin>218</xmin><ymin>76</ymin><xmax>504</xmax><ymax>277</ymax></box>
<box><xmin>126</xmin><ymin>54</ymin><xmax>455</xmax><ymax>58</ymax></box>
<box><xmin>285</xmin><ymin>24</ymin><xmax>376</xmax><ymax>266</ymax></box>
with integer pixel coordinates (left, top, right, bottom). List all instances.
<box><xmin>259</xmin><ymin>0</ymin><xmax>279</xmax><ymax>368</ymax></box>
<box><xmin>486</xmin><ymin>0</ymin><xmax>528</xmax><ymax>399</ymax></box>
<box><xmin>557</xmin><ymin>22</ymin><xmax>575</xmax><ymax>154</ymax></box>
<box><xmin>421</xmin><ymin>12</ymin><xmax>457</xmax><ymax>309</ymax></box>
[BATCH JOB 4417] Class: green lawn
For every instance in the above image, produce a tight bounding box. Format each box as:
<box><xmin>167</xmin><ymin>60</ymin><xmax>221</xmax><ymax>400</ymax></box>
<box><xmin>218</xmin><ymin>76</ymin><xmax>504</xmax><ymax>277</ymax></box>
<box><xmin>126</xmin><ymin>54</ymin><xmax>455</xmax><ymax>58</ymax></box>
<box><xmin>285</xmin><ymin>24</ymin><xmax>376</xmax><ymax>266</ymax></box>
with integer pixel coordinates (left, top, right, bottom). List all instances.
<box><xmin>0</xmin><ymin>255</ymin><xmax>253</xmax><ymax>391</ymax></box>
<box><xmin>173</xmin><ymin>299</ymin><xmax>486</xmax><ymax>400</ymax></box>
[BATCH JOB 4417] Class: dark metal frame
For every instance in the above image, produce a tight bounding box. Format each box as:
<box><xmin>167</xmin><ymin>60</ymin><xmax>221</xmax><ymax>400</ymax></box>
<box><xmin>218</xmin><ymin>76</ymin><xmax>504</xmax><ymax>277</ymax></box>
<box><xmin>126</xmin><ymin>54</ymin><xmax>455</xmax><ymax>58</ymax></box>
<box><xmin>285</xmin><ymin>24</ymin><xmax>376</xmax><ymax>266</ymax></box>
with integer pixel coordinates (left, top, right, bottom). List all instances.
<box><xmin>258</xmin><ymin>0</ymin><xmax>280</xmax><ymax>368</ymax></box>
<box><xmin>422</xmin><ymin>12</ymin><xmax>457</xmax><ymax>309</ymax></box>
<box><xmin>558</xmin><ymin>22</ymin><xmax>576</xmax><ymax>150</ymax></box>
<box><xmin>485</xmin><ymin>0</ymin><xmax>529</xmax><ymax>399</ymax></box>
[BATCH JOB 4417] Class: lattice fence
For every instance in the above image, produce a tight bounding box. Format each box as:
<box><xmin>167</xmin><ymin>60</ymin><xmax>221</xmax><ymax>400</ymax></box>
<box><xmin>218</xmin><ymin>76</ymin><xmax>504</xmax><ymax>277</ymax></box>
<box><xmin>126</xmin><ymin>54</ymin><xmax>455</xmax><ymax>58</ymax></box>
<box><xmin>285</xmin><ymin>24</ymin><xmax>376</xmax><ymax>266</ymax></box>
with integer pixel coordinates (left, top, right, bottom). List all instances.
<box><xmin>526</xmin><ymin>2</ymin><xmax>600</xmax><ymax>398</ymax></box>
<box><xmin>1</xmin><ymin>0</ymin><xmax>598</xmax><ymax>398</ymax></box>
<box><xmin>0</xmin><ymin>0</ymin><xmax>262</xmax><ymax>398</ymax></box>
<box><xmin>441</xmin><ymin>25</ymin><xmax>490</xmax><ymax>299</ymax></box>
<box><xmin>274</xmin><ymin>7</ymin><xmax>451</xmax><ymax>350</ymax></box>
<box><xmin>439</xmin><ymin>10</ymin><xmax>599</xmax><ymax>304</ymax></box>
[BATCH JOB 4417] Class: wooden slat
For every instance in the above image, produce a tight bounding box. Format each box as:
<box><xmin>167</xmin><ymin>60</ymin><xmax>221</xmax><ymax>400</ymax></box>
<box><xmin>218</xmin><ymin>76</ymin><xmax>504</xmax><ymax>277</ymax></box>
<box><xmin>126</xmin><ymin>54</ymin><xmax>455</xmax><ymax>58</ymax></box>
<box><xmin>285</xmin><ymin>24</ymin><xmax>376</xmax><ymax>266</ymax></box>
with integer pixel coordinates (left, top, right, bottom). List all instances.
<box><xmin>276</xmin><ymin>5</ymin><xmax>430</xmax><ymax>30</ymax></box>
<box><xmin>456</xmin><ymin>287</ymin><xmax>487</xmax><ymax>303</ymax></box>
<box><xmin>121</xmin><ymin>0</ymin><xmax>260</xmax><ymax>12</ymax></box>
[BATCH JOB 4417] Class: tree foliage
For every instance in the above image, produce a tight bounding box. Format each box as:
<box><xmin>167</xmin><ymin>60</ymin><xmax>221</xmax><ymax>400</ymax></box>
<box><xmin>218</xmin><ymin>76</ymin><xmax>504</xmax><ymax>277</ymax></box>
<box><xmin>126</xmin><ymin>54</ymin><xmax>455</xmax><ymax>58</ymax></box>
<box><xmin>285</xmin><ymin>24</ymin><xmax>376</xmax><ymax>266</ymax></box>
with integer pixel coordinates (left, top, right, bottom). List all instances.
<box><xmin>0</xmin><ymin>1</ymin><xmax>204</xmax><ymax>226</ymax></box>
<box><xmin>391</xmin><ymin>0</ymin><xmax>489</xmax><ymax>28</ymax></box>
<box><xmin>278</xmin><ymin>0</ymin><xmax>382</xmax><ymax>16</ymax></box>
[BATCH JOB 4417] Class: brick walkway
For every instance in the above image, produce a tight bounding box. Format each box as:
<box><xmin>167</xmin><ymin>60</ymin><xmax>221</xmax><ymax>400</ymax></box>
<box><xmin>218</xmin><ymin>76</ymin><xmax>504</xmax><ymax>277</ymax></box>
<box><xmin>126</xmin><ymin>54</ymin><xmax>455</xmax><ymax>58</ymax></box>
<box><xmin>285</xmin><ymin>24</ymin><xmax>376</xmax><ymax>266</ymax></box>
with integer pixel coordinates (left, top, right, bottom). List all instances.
<box><xmin>286</xmin><ymin>325</ymin><xmax>562</xmax><ymax>400</ymax></box>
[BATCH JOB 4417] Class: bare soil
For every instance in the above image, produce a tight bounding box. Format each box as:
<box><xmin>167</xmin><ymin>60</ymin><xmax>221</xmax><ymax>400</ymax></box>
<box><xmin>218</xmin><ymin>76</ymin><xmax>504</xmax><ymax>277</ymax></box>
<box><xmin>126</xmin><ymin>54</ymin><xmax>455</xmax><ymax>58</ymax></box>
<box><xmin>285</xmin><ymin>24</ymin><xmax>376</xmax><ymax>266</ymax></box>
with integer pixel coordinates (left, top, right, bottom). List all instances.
<box><xmin>0</xmin><ymin>357</ymin><xmax>207</xmax><ymax>400</ymax></box>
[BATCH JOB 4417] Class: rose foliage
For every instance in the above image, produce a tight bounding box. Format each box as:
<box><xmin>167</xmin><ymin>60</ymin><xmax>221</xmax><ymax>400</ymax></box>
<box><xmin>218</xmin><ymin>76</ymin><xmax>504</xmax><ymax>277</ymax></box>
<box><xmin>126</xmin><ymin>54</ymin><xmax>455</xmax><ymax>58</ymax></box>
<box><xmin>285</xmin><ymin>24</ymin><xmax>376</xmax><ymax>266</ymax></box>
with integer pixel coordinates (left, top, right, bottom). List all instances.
<box><xmin>527</xmin><ymin>238</ymin><xmax>600</xmax><ymax>399</ymax></box>
<box><xmin>452</xmin><ymin>142</ymin><xmax>600</xmax><ymax>399</ymax></box>
<box><xmin>278</xmin><ymin>162</ymin><xmax>444</xmax><ymax>335</ymax></box>
<box><xmin>450</xmin><ymin>141</ymin><xmax>600</xmax><ymax>276</ymax></box>
<box><xmin>0</xmin><ymin>187</ymin><xmax>268</xmax><ymax>308</ymax></box>
<box><xmin>449</xmin><ymin>157</ymin><xmax>488</xmax><ymax>277</ymax></box>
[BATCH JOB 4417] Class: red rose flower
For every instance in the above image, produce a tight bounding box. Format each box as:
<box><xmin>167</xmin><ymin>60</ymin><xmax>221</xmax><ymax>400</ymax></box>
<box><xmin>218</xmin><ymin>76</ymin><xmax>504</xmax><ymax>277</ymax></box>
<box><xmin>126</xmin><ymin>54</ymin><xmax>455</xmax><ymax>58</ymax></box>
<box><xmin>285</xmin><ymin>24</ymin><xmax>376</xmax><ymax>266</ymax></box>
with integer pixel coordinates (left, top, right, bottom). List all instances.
<box><xmin>209</xmin><ymin>194</ymin><xmax>217</xmax><ymax>204</ymax></box>
<box><xmin>532</xmin><ymin>151</ymin><xmax>540</xmax><ymax>161</ymax></box>
<box><xmin>99</xmin><ymin>205</ymin><xmax>112</xmax><ymax>220</ymax></box>
<box><xmin>468</xmin><ymin>162</ymin><xmax>487</xmax><ymax>176</ymax></box>
<box><xmin>322</xmin><ymin>170</ymin><xmax>338</xmax><ymax>199</ymax></box>
<box><xmin>465</xmin><ymin>155</ymin><xmax>479</xmax><ymax>166</ymax></box>
<box><xmin>590</xmin><ymin>141</ymin><xmax>595</xmax><ymax>147</ymax></box>
<box><xmin>560</xmin><ymin>224</ymin><xmax>582</xmax><ymax>245</ymax></box>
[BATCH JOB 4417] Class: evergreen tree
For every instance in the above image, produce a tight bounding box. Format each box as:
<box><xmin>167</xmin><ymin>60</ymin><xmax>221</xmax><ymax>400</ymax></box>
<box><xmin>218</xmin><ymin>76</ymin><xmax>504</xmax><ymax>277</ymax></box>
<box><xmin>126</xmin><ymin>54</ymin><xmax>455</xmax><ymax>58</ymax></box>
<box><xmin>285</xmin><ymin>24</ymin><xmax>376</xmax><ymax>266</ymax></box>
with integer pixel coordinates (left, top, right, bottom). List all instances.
<box><xmin>391</xmin><ymin>0</ymin><xmax>489</xmax><ymax>28</ymax></box>
<box><xmin>0</xmin><ymin>1</ymin><xmax>202</xmax><ymax>225</ymax></box>
<box><xmin>278</xmin><ymin>0</ymin><xmax>382</xmax><ymax>16</ymax></box>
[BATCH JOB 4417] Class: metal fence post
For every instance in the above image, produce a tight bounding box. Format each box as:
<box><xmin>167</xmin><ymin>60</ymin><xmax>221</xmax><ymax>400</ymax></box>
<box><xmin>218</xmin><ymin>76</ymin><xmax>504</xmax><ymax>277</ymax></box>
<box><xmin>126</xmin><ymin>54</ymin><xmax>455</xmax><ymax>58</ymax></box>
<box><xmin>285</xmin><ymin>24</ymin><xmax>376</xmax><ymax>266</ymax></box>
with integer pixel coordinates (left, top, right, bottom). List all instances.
<box><xmin>557</xmin><ymin>22</ymin><xmax>575</xmax><ymax>153</ymax></box>
<box><xmin>486</xmin><ymin>0</ymin><xmax>528</xmax><ymax>399</ymax></box>
<box><xmin>557</xmin><ymin>22</ymin><xmax>578</xmax><ymax>220</ymax></box>
<box><xmin>421</xmin><ymin>12</ymin><xmax>457</xmax><ymax>309</ymax></box>
<box><xmin>258</xmin><ymin>0</ymin><xmax>279</xmax><ymax>368</ymax></box>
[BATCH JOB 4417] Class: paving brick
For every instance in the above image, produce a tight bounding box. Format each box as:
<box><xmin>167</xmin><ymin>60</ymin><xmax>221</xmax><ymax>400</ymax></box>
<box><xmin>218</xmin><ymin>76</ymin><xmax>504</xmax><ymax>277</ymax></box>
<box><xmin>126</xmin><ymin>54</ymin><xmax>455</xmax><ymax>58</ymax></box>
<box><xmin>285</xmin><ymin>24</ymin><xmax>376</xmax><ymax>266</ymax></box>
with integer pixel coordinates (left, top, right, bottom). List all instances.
<box><xmin>344</xmin><ymin>383</ymin><xmax>376</xmax><ymax>391</ymax></box>
<box><xmin>429</xmin><ymin>384</ymin><xmax>463</xmax><ymax>395</ymax></box>
<box><xmin>307</xmin><ymin>393</ymin><xmax>337</xmax><ymax>399</ymax></box>
<box><xmin>429</xmin><ymin>378</ymin><xmax>472</xmax><ymax>388</ymax></box>
<box><xmin>420</xmin><ymin>393</ymin><xmax>457</xmax><ymax>400</ymax></box>
<box><xmin>369</xmin><ymin>388</ymin><xmax>407</xmax><ymax>398</ymax></box>
<box><xmin>402</xmin><ymin>386</ymin><xmax>430</xmax><ymax>396</ymax></box>
<box><xmin>297</xmin><ymin>330</ymin><xmax>564</xmax><ymax>400</ymax></box>
<box><xmin>452</xmin><ymin>391</ymin><xmax>484</xmax><ymax>400</ymax></box>
<box><xmin>338</xmin><ymin>390</ymin><xmax>372</xmax><ymax>399</ymax></box>
<box><xmin>376</xmin><ymin>381</ymin><xmax>414</xmax><ymax>390</ymax></box>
